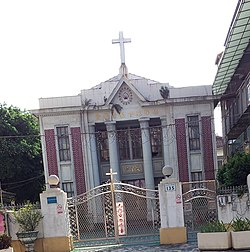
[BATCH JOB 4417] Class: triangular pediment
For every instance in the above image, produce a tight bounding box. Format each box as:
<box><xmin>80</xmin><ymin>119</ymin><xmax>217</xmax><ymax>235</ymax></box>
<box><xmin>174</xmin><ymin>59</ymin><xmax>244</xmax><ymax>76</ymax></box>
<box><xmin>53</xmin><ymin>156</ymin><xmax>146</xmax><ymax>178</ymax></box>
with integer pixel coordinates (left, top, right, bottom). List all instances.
<box><xmin>80</xmin><ymin>73</ymin><xmax>170</xmax><ymax>107</ymax></box>
<box><xmin>106</xmin><ymin>76</ymin><xmax>146</xmax><ymax>106</ymax></box>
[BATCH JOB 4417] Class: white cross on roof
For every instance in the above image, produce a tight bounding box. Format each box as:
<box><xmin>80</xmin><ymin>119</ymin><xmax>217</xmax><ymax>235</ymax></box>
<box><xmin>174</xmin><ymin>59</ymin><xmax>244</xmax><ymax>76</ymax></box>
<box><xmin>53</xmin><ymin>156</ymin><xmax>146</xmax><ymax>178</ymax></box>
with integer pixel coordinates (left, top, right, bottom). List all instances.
<box><xmin>112</xmin><ymin>31</ymin><xmax>131</xmax><ymax>65</ymax></box>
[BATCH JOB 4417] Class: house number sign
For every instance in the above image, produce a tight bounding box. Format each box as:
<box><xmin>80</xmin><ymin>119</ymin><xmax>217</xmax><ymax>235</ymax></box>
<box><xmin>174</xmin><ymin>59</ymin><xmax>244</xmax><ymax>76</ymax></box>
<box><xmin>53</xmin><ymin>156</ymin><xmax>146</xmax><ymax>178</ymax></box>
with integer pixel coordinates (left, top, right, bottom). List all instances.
<box><xmin>164</xmin><ymin>183</ymin><xmax>176</xmax><ymax>192</ymax></box>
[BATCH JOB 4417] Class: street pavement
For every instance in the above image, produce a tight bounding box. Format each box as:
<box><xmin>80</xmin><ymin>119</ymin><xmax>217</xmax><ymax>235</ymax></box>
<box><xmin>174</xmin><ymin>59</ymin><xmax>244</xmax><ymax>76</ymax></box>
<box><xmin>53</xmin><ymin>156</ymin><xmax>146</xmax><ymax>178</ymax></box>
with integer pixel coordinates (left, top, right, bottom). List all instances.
<box><xmin>73</xmin><ymin>242</ymin><xmax>200</xmax><ymax>251</ymax></box>
<box><xmin>73</xmin><ymin>242</ymin><xmax>250</xmax><ymax>252</ymax></box>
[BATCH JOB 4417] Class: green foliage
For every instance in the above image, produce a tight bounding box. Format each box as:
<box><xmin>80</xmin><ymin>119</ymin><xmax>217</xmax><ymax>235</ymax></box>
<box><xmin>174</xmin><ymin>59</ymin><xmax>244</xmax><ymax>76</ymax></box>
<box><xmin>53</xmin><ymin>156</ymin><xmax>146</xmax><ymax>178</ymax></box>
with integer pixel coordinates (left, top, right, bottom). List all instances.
<box><xmin>0</xmin><ymin>233</ymin><xmax>12</xmax><ymax>249</ymax></box>
<box><xmin>231</xmin><ymin>217</ymin><xmax>250</xmax><ymax>232</ymax></box>
<box><xmin>217</xmin><ymin>152</ymin><xmax>250</xmax><ymax>186</ymax></box>
<box><xmin>13</xmin><ymin>203</ymin><xmax>43</xmax><ymax>232</ymax></box>
<box><xmin>201</xmin><ymin>220</ymin><xmax>228</xmax><ymax>233</ymax></box>
<box><xmin>0</xmin><ymin>104</ymin><xmax>44</xmax><ymax>202</ymax></box>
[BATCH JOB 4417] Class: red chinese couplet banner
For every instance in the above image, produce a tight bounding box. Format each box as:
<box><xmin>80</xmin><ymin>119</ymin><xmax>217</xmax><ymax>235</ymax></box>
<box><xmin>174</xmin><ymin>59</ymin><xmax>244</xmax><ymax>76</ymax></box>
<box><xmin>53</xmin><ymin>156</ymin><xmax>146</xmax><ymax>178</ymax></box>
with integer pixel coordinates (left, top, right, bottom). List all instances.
<box><xmin>116</xmin><ymin>202</ymin><xmax>126</xmax><ymax>235</ymax></box>
<box><xmin>0</xmin><ymin>213</ymin><xmax>5</xmax><ymax>234</ymax></box>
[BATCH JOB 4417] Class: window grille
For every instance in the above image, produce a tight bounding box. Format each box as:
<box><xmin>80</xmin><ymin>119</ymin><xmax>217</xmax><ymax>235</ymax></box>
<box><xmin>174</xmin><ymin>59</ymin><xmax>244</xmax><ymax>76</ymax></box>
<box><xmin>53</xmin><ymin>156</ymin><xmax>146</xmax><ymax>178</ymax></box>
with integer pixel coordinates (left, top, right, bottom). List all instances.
<box><xmin>191</xmin><ymin>171</ymin><xmax>203</xmax><ymax>188</ymax></box>
<box><xmin>150</xmin><ymin>126</ymin><xmax>163</xmax><ymax>157</ymax></box>
<box><xmin>117</xmin><ymin>127</ymin><xmax>142</xmax><ymax>160</ymax></box>
<box><xmin>62</xmin><ymin>182</ymin><xmax>74</xmax><ymax>197</ymax></box>
<box><xmin>57</xmin><ymin>126</ymin><xmax>71</xmax><ymax>161</ymax></box>
<box><xmin>187</xmin><ymin>116</ymin><xmax>200</xmax><ymax>151</ymax></box>
<box><xmin>98</xmin><ymin>131</ymin><xmax>109</xmax><ymax>161</ymax></box>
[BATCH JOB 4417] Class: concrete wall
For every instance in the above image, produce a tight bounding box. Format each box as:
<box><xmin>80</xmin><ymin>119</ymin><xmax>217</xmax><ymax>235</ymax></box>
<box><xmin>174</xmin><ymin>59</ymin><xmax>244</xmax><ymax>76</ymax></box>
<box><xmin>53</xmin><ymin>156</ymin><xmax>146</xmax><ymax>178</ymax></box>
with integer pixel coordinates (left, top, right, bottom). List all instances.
<box><xmin>217</xmin><ymin>193</ymin><xmax>250</xmax><ymax>224</ymax></box>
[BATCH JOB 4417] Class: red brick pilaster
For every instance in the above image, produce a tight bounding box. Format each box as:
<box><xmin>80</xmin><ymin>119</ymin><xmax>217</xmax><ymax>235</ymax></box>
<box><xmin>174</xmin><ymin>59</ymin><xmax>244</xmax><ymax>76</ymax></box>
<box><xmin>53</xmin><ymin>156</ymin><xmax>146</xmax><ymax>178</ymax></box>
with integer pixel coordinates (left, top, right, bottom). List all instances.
<box><xmin>71</xmin><ymin>127</ymin><xmax>86</xmax><ymax>195</ymax></box>
<box><xmin>175</xmin><ymin>119</ymin><xmax>189</xmax><ymax>182</ymax></box>
<box><xmin>45</xmin><ymin>129</ymin><xmax>58</xmax><ymax>176</ymax></box>
<box><xmin>201</xmin><ymin>116</ymin><xmax>215</xmax><ymax>180</ymax></box>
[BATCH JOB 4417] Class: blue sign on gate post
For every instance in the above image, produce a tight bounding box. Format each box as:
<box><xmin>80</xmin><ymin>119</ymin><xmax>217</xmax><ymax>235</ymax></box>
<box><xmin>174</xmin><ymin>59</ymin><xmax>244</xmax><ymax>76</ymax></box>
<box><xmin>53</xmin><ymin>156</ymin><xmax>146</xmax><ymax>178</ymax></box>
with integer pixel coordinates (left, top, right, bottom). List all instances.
<box><xmin>47</xmin><ymin>196</ymin><xmax>57</xmax><ymax>204</ymax></box>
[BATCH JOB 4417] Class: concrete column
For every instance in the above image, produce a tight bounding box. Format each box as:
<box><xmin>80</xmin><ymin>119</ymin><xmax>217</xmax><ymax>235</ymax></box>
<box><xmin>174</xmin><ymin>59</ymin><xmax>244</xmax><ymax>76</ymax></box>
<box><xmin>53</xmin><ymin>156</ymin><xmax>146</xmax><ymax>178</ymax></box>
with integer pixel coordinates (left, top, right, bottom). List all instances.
<box><xmin>247</xmin><ymin>174</ymin><xmax>250</xmax><ymax>192</ymax></box>
<box><xmin>40</xmin><ymin>187</ymin><xmax>72</xmax><ymax>251</ymax></box>
<box><xmin>139</xmin><ymin>118</ymin><xmax>154</xmax><ymax>190</ymax></box>
<box><xmin>161</xmin><ymin>117</ymin><xmax>170</xmax><ymax>167</ymax></box>
<box><xmin>88</xmin><ymin>124</ymin><xmax>102</xmax><ymax>222</ymax></box>
<box><xmin>158</xmin><ymin>176</ymin><xmax>187</xmax><ymax>244</ymax></box>
<box><xmin>105</xmin><ymin>121</ymin><xmax>121</xmax><ymax>181</ymax></box>
<box><xmin>89</xmin><ymin>123</ymin><xmax>100</xmax><ymax>187</ymax></box>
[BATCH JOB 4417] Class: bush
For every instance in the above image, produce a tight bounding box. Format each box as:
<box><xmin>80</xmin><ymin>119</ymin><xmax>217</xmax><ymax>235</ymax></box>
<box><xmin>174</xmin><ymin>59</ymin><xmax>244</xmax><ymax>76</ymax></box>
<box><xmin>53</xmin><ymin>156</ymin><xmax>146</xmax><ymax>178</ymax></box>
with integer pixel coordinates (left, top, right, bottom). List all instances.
<box><xmin>217</xmin><ymin>152</ymin><xmax>250</xmax><ymax>186</ymax></box>
<box><xmin>13</xmin><ymin>203</ymin><xmax>43</xmax><ymax>232</ymax></box>
<box><xmin>231</xmin><ymin>217</ymin><xmax>250</xmax><ymax>232</ymax></box>
<box><xmin>201</xmin><ymin>220</ymin><xmax>228</xmax><ymax>233</ymax></box>
<box><xmin>0</xmin><ymin>234</ymin><xmax>12</xmax><ymax>249</ymax></box>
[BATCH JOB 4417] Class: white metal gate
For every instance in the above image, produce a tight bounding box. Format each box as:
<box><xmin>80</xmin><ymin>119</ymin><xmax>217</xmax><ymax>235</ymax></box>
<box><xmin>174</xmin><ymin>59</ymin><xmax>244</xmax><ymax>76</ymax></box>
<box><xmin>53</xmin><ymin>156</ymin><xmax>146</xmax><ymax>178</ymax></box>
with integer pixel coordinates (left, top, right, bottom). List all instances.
<box><xmin>182</xmin><ymin>180</ymin><xmax>218</xmax><ymax>241</ymax></box>
<box><xmin>67</xmin><ymin>182</ymin><xmax>160</xmax><ymax>247</ymax></box>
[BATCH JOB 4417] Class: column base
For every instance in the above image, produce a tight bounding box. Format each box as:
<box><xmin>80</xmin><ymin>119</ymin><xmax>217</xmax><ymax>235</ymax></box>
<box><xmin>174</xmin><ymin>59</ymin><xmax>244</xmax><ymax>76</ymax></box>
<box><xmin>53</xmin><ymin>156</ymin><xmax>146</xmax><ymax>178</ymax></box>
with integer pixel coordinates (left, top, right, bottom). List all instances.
<box><xmin>160</xmin><ymin>227</ymin><xmax>187</xmax><ymax>245</ymax></box>
<box><xmin>12</xmin><ymin>236</ymin><xmax>73</xmax><ymax>252</ymax></box>
<box><xmin>42</xmin><ymin>236</ymin><xmax>73</xmax><ymax>252</ymax></box>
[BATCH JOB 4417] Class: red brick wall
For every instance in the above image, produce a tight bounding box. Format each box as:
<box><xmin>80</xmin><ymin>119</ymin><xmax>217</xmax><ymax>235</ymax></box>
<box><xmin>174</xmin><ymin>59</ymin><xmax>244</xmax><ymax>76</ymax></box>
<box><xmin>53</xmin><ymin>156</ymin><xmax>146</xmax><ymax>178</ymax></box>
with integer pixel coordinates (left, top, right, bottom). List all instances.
<box><xmin>175</xmin><ymin>119</ymin><xmax>189</xmax><ymax>182</ymax></box>
<box><xmin>71</xmin><ymin>127</ymin><xmax>86</xmax><ymax>195</ymax></box>
<box><xmin>201</xmin><ymin>116</ymin><xmax>215</xmax><ymax>180</ymax></box>
<box><xmin>45</xmin><ymin>129</ymin><xmax>58</xmax><ymax>176</ymax></box>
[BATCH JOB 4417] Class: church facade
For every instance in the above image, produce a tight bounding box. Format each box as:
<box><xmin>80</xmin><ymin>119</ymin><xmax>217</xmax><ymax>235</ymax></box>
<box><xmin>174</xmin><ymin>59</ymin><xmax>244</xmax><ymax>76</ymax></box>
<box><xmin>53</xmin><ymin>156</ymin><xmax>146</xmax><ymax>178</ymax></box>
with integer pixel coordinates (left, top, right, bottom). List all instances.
<box><xmin>33</xmin><ymin>33</ymin><xmax>217</xmax><ymax>197</ymax></box>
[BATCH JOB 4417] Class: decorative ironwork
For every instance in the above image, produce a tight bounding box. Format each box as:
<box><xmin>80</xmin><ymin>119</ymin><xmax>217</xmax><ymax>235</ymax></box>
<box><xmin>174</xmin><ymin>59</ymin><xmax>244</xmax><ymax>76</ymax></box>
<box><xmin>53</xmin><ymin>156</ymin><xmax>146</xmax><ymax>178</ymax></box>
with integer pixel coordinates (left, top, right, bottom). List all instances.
<box><xmin>182</xmin><ymin>188</ymin><xmax>216</xmax><ymax>202</ymax></box>
<box><xmin>68</xmin><ymin>204</ymin><xmax>78</xmax><ymax>239</ymax></box>
<box><xmin>217</xmin><ymin>185</ymin><xmax>248</xmax><ymax>195</ymax></box>
<box><xmin>67</xmin><ymin>182</ymin><xmax>160</xmax><ymax>246</ymax></box>
<box><xmin>104</xmin><ymin>190</ymin><xmax>114</xmax><ymax>237</ymax></box>
<box><xmin>182</xmin><ymin>180</ymin><xmax>218</xmax><ymax>241</ymax></box>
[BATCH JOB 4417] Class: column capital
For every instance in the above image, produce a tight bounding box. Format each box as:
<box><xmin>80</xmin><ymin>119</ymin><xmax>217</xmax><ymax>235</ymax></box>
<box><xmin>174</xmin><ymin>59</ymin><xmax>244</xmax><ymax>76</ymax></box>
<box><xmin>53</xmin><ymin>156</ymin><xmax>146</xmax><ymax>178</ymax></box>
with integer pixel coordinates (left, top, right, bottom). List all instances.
<box><xmin>160</xmin><ymin>117</ymin><xmax>168</xmax><ymax>126</ymax></box>
<box><xmin>88</xmin><ymin>122</ymin><xmax>96</xmax><ymax>127</ymax></box>
<box><xmin>104</xmin><ymin>120</ymin><xmax>116</xmax><ymax>125</ymax></box>
<box><xmin>88</xmin><ymin>123</ymin><xmax>96</xmax><ymax>134</ymax></box>
<box><xmin>105</xmin><ymin>121</ymin><xmax>116</xmax><ymax>131</ymax></box>
<box><xmin>138</xmin><ymin>117</ymin><xmax>150</xmax><ymax>122</ymax></box>
<box><xmin>139</xmin><ymin>117</ymin><xmax>149</xmax><ymax>129</ymax></box>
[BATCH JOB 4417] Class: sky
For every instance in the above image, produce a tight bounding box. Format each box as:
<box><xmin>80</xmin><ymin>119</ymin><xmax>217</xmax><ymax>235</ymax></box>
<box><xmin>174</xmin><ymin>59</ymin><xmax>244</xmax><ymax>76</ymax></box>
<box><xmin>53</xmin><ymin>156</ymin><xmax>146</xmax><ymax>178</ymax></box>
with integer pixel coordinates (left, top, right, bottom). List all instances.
<box><xmin>0</xmin><ymin>0</ymin><xmax>238</xmax><ymax>136</ymax></box>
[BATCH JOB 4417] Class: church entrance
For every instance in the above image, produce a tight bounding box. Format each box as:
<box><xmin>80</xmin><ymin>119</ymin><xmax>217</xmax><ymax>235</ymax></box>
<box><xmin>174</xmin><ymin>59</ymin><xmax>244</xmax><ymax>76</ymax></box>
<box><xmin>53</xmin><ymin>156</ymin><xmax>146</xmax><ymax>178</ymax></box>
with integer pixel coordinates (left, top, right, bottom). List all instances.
<box><xmin>67</xmin><ymin>180</ymin><xmax>160</xmax><ymax>248</ymax></box>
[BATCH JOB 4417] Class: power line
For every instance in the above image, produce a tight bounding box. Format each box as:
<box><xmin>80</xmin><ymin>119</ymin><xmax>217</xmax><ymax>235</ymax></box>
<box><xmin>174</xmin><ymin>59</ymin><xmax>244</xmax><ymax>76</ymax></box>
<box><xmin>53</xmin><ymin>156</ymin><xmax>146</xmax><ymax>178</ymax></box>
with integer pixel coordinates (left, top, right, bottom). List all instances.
<box><xmin>5</xmin><ymin>177</ymin><xmax>43</xmax><ymax>191</ymax></box>
<box><xmin>2</xmin><ymin>174</ymin><xmax>44</xmax><ymax>186</ymax></box>
<box><xmin>0</xmin><ymin>134</ymin><xmax>40</xmax><ymax>139</ymax></box>
<box><xmin>0</xmin><ymin>116</ymin><xmax>216</xmax><ymax>140</ymax></box>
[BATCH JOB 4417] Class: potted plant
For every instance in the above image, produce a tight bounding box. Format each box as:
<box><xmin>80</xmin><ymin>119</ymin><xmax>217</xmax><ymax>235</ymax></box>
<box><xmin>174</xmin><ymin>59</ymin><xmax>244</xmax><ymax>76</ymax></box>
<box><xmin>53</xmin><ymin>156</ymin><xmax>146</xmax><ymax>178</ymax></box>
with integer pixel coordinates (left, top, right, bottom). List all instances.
<box><xmin>197</xmin><ymin>220</ymin><xmax>231</xmax><ymax>250</ymax></box>
<box><xmin>0</xmin><ymin>234</ymin><xmax>13</xmax><ymax>252</ymax></box>
<box><xmin>231</xmin><ymin>216</ymin><xmax>250</xmax><ymax>250</ymax></box>
<box><xmin>13</xmin><ymin>203</ymin><xmax>43</xmax><ymax>249</ymax></box>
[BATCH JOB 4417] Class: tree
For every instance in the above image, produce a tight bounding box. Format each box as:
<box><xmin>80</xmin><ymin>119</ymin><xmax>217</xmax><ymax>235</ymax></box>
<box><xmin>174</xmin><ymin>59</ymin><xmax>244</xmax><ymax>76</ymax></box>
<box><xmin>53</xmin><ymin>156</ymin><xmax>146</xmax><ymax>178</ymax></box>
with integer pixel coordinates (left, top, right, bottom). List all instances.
<box><xmin>0</xmin><ymin>104</ymin><xmax>44</xmax><ymax>203</ymax></box>
<box><xmin>217</xmin><ymin>152</ymin><xmax>250</xmax><ymax>186</ymax></box>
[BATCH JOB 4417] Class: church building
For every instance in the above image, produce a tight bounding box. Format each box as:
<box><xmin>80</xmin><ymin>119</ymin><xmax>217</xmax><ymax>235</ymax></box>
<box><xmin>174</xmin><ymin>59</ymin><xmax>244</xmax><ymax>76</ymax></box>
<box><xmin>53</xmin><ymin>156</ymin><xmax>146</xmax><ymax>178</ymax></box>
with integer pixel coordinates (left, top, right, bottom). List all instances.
<box><xmin>33</xmin><ymin>32</ymin><xmax>217</xmax><ymax>197</ymax></box>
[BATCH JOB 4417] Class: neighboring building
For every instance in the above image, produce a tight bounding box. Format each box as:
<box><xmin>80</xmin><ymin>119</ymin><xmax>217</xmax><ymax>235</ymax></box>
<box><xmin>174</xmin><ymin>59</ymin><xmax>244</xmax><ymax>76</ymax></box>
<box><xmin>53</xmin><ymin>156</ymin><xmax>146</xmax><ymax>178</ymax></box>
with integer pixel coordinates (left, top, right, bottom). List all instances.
<box><xmin>212</xmin><ymin>0</ymin><xmax>250</xmax><ymax>160</ymax></box>
<box><xmin>216</xmin><ymin>135</ymin><xmax>224</xmax><ymax>171</ymax></box>
<box><xmin>33</xmin><ymin>32</ymin><xmax>217</xmax><ymax>197</ymax></box>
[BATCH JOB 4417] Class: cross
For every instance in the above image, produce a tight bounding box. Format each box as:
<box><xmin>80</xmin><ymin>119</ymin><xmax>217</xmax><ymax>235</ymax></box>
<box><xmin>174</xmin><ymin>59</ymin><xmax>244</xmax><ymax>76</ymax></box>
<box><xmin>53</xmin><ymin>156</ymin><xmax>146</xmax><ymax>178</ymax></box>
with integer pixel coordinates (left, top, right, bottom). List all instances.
<box><xmin>106</xmin><ymin>168</ymin><xmax>117</xmax><ymax>184</ymax></box>
<box><xmin>112</xmin><ymin>31</ymin><xmax>131</xmax><ymax>64</ymax></box>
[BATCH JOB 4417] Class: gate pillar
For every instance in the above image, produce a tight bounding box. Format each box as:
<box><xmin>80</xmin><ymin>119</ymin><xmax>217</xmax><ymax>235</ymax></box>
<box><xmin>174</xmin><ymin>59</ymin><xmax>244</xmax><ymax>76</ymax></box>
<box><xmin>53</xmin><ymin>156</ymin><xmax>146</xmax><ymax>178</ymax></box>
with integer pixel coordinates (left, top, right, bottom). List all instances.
<box><xmin>159</xmin><ymin>166</ymin><xmax>187</xmax><ymax>245</ymax></box>
<box><xmin>40</xmin><ymin>175</ymin><xmax>73</xmax><ymax>252</ymax></box>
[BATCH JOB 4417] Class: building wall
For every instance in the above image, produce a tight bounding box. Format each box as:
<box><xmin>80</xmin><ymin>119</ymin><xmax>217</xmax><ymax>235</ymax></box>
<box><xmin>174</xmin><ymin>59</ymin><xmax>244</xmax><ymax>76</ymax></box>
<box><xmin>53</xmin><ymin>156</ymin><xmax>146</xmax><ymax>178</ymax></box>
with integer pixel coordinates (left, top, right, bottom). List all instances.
<box><xmin>201</xmin><ymin>116</ymin><xmax>215</xmax><ymax>180</ymax></box>
<box><xmin>45</xmin><ymin>129</ymin><xmax>58</xmax><ymax>177</ymax></box>
<box><xmin>71</xmin><ymin>127</ymin><xmax>86</xmax><ymax>195</ymax></box>
<box><xmin>34</xmin><ymin>77</ymin><xmax>217</xmax><ymax>196</ymax></box>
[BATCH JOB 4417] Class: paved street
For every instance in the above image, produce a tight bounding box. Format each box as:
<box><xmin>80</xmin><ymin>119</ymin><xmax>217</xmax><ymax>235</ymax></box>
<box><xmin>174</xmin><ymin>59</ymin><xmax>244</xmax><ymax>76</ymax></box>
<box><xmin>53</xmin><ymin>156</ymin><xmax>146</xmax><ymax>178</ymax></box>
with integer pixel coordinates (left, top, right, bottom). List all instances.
<box><xmin>73</xmin><ymin>242</ymin><xmax>250</xmax><ymax>252</ymax></box>
<box><xmin>73</xmin><ymin>242</ymin><xmax>200</xmax><ymax>251</ymax></box>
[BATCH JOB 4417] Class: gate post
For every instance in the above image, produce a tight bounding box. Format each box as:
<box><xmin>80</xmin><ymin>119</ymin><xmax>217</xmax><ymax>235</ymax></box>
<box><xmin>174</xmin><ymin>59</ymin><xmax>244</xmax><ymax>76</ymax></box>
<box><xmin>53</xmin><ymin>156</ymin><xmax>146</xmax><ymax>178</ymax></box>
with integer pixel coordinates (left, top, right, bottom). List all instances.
<box><xmin>158</xmin><ymin>165</ymin><xmax>187</xmax><ymax>245</ymax></box>
<box><xmin>40</xmin><ymin>175</ymin><xmax>73</xmax><ymax>252</ymax></box>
